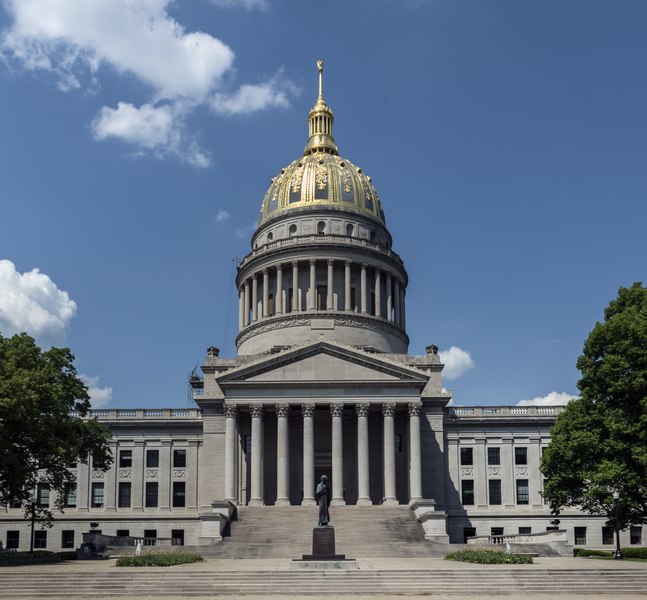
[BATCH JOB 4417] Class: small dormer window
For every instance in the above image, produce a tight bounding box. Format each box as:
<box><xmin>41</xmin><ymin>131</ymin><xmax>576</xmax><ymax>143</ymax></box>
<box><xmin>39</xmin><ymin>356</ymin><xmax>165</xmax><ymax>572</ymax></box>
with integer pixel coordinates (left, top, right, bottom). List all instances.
<box><xmin>346</xmin><ymin>224</ymin><xmax>354</xmax><ymax>236</ymax></box>
<box><xmin>288</xmin><ymin>224</ymin><xmax>297</xmax><ymax>237</ymax></box>
<box><xmin>267</xmin><ymin>232</ymin><xmax>273</xmax><ymax>242</ymax></box>
<box><xmin>317</xmin><ymin>221</ymin><xmax>326</xmax><ymax>235</ymax></box>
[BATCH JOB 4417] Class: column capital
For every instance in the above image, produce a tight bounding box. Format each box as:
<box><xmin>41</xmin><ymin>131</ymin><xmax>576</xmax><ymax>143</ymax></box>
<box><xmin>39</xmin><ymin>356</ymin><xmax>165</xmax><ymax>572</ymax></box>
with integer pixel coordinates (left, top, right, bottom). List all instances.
<box><xmin>224</xmin><ymin>404</ymin><xmax>238</xmax><ymax>418</ymax></box>
<box><xmin>262</xmin><ymin>267</ymin><xmax>268</xmax><ymax>275</ymax></box>
<box><xmin>275</xmin><ymin>403</ymin><xmax>290</xmax><ymax>418</ymax></box>
<box><xmin>330</xmin><ymin>403</ymin><xmax>344</xmax><ymax>417</ymax></box>
<box><xmin>361</xmin><ymin>262</ymin><xmax>368</xmax><ymax>269</ymax></box>
<box><xmin>276</xmin><ymin>263</ymin><xmax>283</xmax><ymax>272</ymax></box>
<box><xmin>252</xmin><ymin>273</ymin><xmax>258</xmax><ymax>281</ymax></box>
<box><xmin>309</xmin><ymin>258</ymin><xmax>316</xmax><ymax>266</ymax></box>
<box><xmin>250</xmin><ymin>403</ymin><xmax>264</xmax><ymax>418</ymax></box>
<box><xmin>355</xmin><ymin>403</ymin><xmax>370</xmax><ymax>417</ymax></box>
<box><xmin>301</xmin><ymin>403</ymin><xmax>315</xmax><ymax>417</ymax></box>
<box><xmin>327</xmin><ymin>258</ymin><xmax>334</xmax><ymax>266</ymax></box>
<box><xmin>345</xmin><ymin>259</ymin><xmax>352</xmax><ymax>266</ymax></box>
<box><xmin>292</xmin><ymin>260</ymin><xmax>299</xmax><ymax>267</ymax></box>
<box><xmin>382</xmin><ymin>403</ymin><xmax>396</xmax><ymax>417</ymax></box>
<box><xmin>408</xmin><ymin>402</ymin><xmax>422</xmax><ymax>416</ymax></box>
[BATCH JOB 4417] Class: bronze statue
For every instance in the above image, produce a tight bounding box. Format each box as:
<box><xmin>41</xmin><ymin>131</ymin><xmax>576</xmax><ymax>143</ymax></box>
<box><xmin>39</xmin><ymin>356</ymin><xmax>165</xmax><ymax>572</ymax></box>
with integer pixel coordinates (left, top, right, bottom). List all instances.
<box><xmin>315</xmin><ymin>474</ymin><xmax>330</xmax><ymax>526</ymax></box>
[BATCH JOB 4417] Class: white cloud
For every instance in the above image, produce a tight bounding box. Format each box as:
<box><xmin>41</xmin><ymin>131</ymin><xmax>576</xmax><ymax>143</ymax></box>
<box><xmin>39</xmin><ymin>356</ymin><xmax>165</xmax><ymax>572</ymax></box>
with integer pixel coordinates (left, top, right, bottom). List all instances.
<box><xmin>214</xmin><ymin>210</ymin><xmax>231</xmax><ymax>223</ymax></box>
<box><xmin>210</xmin><ymin>0</ymin><xmax>269</xmax><ymax>9</ymax></box>
<box><xmin>439</xmin><ymin>346</ymin><xmax>475</xmax><ymax>380</ymax></box>
<box><xmin>517</xmin><ymin>391</ymin><xmax>577</xmax><ymax>407</ymax></box>
<box><xmin>235</xmin><ymin>222</ymin><xmax>256</xmax><ymax>239</ymax></box>
<box><xmin>80</xmin><ymin>374</ymin><xmax>113</xmax><ymax>408</ymax></box>
<box><xmin>210</xmin><ymin>72</ymin><xmax>297</xmax><ymax>115</ymax></box>
<box><xmin>1</xmin><ymin>0</ymin><xmax>296</xmax><ymax>165</ymax></box>
<box><xmin>0</xmin><ymin>259</ymin><xmax>76</xmax><ymax>347</ymax></box>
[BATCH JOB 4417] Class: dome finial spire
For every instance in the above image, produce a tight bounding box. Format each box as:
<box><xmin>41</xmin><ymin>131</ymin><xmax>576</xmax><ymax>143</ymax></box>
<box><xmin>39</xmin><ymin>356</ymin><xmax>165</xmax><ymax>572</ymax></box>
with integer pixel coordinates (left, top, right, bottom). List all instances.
<box><xmin>304</xmin><ymin>58</ymin><xmax>338</xmax><ymax>155</ymax></box>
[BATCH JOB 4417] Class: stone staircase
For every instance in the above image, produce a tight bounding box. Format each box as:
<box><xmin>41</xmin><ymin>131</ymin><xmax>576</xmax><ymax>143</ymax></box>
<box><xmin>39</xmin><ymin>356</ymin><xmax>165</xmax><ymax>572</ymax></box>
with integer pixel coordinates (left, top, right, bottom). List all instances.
<box><xmin>193</xmin><ymin>504</ymin><xmax>446</xmax><ymax>559</ymax></box>
<box><xmin>2</xmin><ymin>567</ymin><xmax>647</xmax><ymax>597</ymax></box>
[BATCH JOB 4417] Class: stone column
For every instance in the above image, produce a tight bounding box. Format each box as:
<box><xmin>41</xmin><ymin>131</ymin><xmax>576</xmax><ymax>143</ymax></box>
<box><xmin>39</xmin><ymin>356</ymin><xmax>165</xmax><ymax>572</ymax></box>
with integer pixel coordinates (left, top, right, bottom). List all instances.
<box><xmin>330</xmin><ymin>403</ymin><xmax>346</xmax><ymax>505</ymax></box>
<box><xmin>292</xmin><ymin>261</ymin><xmax>299</xmax><ymax>312</ymax></box>
<box><xmin>344</xmin><ymin>260</ymin><xmax>352</xmax><ymax>311</ymax></box>
<box><xmin>382</xmin><ymin>403</ymin><xmax>398</xmax><ymax>505</ymax></box>
<box><xmin>238</xmin><ymin>288</ymin><xmax>245</xmax><ymax>332</ymax></box>
<box><xmin>394</xmin><ymin>280</ymin><xmax>401</xmax><ymax>326</ymax></box>
<box><xmin>251</xmin><ymin>275</ymin><xmax>258</xmax><ymax>323</ymax></box>
<box><xmin>327</xmin><ymin>259</ymin><xmax>334</xmax><ymax>310</ymax></box>
<box><xmin>356</xmin><ymin>403</ymin><xmax>371</xmax><ymax>506</ymax></box>
<box><xmin>262</xmin><ymin>269</ymin><xmax>269</xmax><ymax>318</ymax></box>
<box><xmin>308</xmin><ymin>259</ymin><xmax>316</xmax><ymax>310</ymax></box>
<box><xmin>408</xmin><ymin>403</ymin><xmax>422</xmax><ymax>504</ymax></box>
<box><xmin>400</xmin><ymin>286</ymin><xmax>406</xmax><ymax>331</ymax></box>
<box><xmin>386</xmin><ymin>274</ymin><xmax>393</xmax><ymax>321</ymax></box>
<box><xmin>275</xmin><ymin>404</ymin><xmax>290</xmax><ymax>506</ymax></box>
<box><xmin>249</xmin><ymin>404</ymin><xmax>264</xmax><ymax>506</ymax></box>
<box><xmin>224</xmin><ymin>404</ymin><xmax>238</xmax><ymax>503</ymax></box>
<box><xmin>276</xmin><ymin>264</ymin><xmax>283</xmax><ymax>315</ymax></box>
<box><xmin>244</xmin><ymin>280</ymin><xmax>250</xmax><ymax>326</ymax></box>
<box><xmin>374</xmin><ymin>269</ymin><xmax>382</xmax><ymax>318</ymax></box>
<box><xmin>360</xmin><ymin>263</ymin><xmax>368</xmax><ymax>314</ymax></box>
<box><xmin>301</xmin><ymin>404</ymin><xmax>316</xmax><ymax>505</ymax></box>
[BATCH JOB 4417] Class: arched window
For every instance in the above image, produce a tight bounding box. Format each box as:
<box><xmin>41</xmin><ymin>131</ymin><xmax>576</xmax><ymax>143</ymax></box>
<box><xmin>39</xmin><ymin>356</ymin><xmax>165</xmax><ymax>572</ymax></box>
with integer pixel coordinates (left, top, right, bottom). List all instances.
<box><xmin>369</xmin><ymin>231</ymin><xmax>376</xmax><ymax>244</ymax></box>
<box><xmin>267</xmin><ymin>232</ymin><xmax>273</xmax><ymax>242</ymax></box>
<box><xmin>317</xmin><ymin>221</ymin><xmax>326</xmax><ymax>235</ymax></box>
<box><xmin>346</xmin><ymin>223</ymin><xmax>354</xmax><ymax>236</ymax></box>
<box><xmin>288</xmin><ymin>224</ymin><xmax>297</xmax><ymax>237</ymax></box>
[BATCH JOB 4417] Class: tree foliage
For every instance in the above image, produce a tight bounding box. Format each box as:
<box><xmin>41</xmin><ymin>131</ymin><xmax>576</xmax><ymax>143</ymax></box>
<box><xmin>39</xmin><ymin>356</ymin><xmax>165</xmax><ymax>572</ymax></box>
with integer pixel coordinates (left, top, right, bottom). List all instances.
<box><xmin>541</xmin><ymin>282</ymin><xmax>647</xmax><ymax>527</ymax></box>
<box><xmin>0</xmin><ymin>333</ymin><xmax>112</xmax><ymax>521</ymax></box>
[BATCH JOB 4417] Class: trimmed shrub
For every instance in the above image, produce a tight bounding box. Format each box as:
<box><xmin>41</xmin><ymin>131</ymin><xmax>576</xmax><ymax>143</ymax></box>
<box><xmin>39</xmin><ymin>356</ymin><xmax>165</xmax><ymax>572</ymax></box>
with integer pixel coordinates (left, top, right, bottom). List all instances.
<box><xmin>621</xmin><ymin>547</ymin><xmax>647</xmax><ymax>559</ymax></box>
<box><xmin>444</xmin><ymin>548</ymin><xmax>533</xmax><ymax>564</ymax></box>
<box><xmin>0</xmin><ymin>551</ymin><xmax>61</xmax><ymax>566</ymax></box>
<box><xmin>573</xmin><ymin>548</ymin><xmax>614</xmax><ymax>557</ymax></box>
<box><xmin>116</xmin><ymin>551</ymin><xmax>203</xmax><ymax>567</ymax></box>
<box><xmin>56</xmin><ymin>551</ymin><xmax>78</xmax><ymax>561</ymax></box>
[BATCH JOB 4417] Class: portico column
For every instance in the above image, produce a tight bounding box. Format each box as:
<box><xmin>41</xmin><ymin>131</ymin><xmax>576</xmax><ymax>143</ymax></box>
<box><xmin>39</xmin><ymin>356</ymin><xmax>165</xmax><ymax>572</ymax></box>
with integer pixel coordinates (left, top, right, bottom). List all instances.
<box><xmin>301</xmin><ymin>404</ymin><xmax>316</xmax><ymax>505</ymax></box>
<box><xmin>327</xmin><ymin>259</ymin><xmax>334</xmax><ymax>310</ymax></box>
<box><xmin>262</xmin><ymin>269</ymin><xmax>269</xmax><ymax>317</ymax></box>
<box><xmin>344</xmin><ymin>260</ymin><xmax>352</xmax><ymax>311</ymax></box>
<box><xmin>238</xmin><ymin>289</ymin><xmax>244</xmax><ymax>332</ymax></box>
<box><xmin>408</xmin><ymin>403</ymin><xmax>422</xmax><ymax>504</ymax></box>
<box><xmin>224</xmin><ymin>404</ymin><xmax>238</xmax><ymax>503</ymax></box>
<box><xmin>308</xmin><ymin>259</ymin><xmax>316</xmax><ymax>310</ymax></box>
<box><xmin>394</xmin><ymin>280</ymin><xmax>401</xmax><ymax>326</ymax></box>
<box><xmin>360</xmin><ymin>263</ymin><xmax>368</xmax><ymax>314</ymax></box>
<box><xmin>356</xmin><ymin>403</ymin><xmax>371</xmax><ymax>506</ymax></box>
<box><xmin>244</xmin><ymin>281</ymin><xmax>250</xmax><ymax>326</ymax></box>
<box><xmin>249</xmin><ymin>404</ymin><xmax>264</xmax><ymax>506</ymax></box>
<box><xmin>400</xmin><ymin>287</ymin><xmax>406</xmax><ymax>331</ymax></box>
<box><xmin>276</xmin><ymin>264</ymin><xmax>283</xmax><ymax>315</ymax></box>
<box><xmin>386</xmin><ymin>274</ymin><xmax>393</xmax><ymax>321</ymax></box>
<box><xmin>292</xmin><ymin>261</ymin><xmax>299</xmax><ymax>312</ymax></box>
<box><xmin>330</xmin><ymin>403</ymin><xmax>346</xmax><ymax>505</ymax></box>
<box><xmin>374</xmin><ymin>269</ymin><xmax>382</xmax><ymax>318</ymax></box>
<box><xmin>275</xmin><ymin>404</ymin><xmax>290</xmax><ymax>506</ymax></box>
<box><xmin>251</xmin><ymin>275</ymin><xmax>258</xmax><ymax>323</ymax></box>
<box><xmin>382</xmin><ymin>403</ymin><xmax>398</xmax><ymax>505</ymax></box>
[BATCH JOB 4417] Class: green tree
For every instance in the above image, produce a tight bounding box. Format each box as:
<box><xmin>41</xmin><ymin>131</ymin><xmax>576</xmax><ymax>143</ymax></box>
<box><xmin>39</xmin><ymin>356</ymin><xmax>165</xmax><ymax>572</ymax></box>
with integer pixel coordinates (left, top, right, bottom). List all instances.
<box><xmin>0</xmin><ymin>332</ymin><xmax>112</xmax><ymax>521</ymax></box>
<box><xmin>541</xmin><ymin>282</ymin><xmax>647</xmax><ymax>528</ymax></box>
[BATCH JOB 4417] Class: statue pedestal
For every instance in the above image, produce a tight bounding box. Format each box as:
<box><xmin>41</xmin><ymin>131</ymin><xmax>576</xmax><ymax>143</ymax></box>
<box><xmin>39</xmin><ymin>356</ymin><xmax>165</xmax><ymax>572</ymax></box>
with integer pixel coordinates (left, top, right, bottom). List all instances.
<box><xmin>292</xmin><ymin>526</ymin><xmax>356</xmax><ymax>568</ymax></box>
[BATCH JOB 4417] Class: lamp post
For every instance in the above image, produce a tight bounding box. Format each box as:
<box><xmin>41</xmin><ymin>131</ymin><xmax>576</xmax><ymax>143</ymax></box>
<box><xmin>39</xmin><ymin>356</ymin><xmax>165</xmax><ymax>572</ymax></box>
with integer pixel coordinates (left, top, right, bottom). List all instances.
<box><xmin>612</xmin><ymin>490</ymin><xmax>623</xmax><ymax>560</ymax></box>
<box><xmin>29</xmin><ymin>496</ymin><xmax>37</xmax><ymax>556</ymax></box>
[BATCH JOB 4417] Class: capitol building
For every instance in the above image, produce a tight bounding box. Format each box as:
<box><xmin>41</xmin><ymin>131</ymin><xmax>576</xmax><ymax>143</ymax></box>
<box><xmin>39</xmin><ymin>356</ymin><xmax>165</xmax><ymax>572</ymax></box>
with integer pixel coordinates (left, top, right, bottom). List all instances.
<box><xmin>2</xmin><ymin>62</ymin><xmax>638</xmax><ymax>555</ymax></box>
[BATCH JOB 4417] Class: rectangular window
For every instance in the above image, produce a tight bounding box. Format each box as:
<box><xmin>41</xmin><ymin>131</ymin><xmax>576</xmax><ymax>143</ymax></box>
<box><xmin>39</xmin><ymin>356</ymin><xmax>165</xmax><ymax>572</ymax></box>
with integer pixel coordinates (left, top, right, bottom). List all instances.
<box><xmin>61</xmin><ymin>530</ymin><xmax>75</xmax><ymax>549</ymax></box>
<box><xmin>516</xmin><ymin>479</ymin><xmax>529</xmax><ymax>505</ymax></box>
<box><xmin>574</xmin><ymin>526</ymin><xmax>587</xmax><ymax>546</ymax></box>
<box><xmin>64</xmin><ymin>483</ymin><xmax>77</xmax><ymax>508</ymax></box>
<box><xmin>119</xmin><ymin>450</ymin><xmax>132</xmax><ymax>468</ymax></box>
<box><xmin>118</xmin><ymin>482</ymin><xmax>131</xmax><ymax>508</ymax></box>
<box><xmin>144</xmin><ymin>529</ymin><xmax>157</xmax><ymax>546</ymax></box>
<box><xmin>461</xmin><ymin>480</ymin><xmax>474</xmax><ymax>506</ymax></box>
<box><xmin>515</xmin><ymin>447</ymin><xmax>528</xmax><ymax>465</ymax></box>
<box><xmin>602</xmin><ymin>527</ymin><xmax>614</xmax><ymax>545</ymax></box>
<box><xmin>460</xmin><ymin>447</ymin><xmax>473</xmax><ymax>466</ymax></box>
<box><xmin>116</xmin><ymin>529</ymin><xmax>130</xmax><ymax>538</ymax></box>
<box><xmin>146</xmin><ymin>449</ymin><xmax>159</xmax><ymax>468</ymax></box>
<box><xmin>36</xmin><ymin>483</ymin><xmax>50</xmax><ymax>508</ymax></box>
<box><xmin>9</xmin><ymin>498</ymin><xmax>22</xmax><ymax>509</ymax></box>
<box><xmin>487</xmin><ymin>447</ymin><xmax>500</xmax><ymax>465</ymax></box>
<box><xmin>7</xmin><ymin>531</ymin><xmax>19</xmax><ymax>549</ymax></box>
<box><xmin>34</xmin><ymin>530</ymin><xmax>47</xmax><ymax>549</ymax></box>
<box><xmin>171</xmin><ymin>529</ymin><xmax>185</xmax><ymax>546</ymax></box>
<box><xmin>488</xmin><ymin>479</ymin><xmax>502</xmax><ymax>505</ymax></box>
<box><xmin>491</xmin><ymin>527</ymin><xmax>504</xmax><ymax>537</ymax></box>
<box><xmin>173</xmin><ymin>449</ymin><xmax>186</xmax><ymax>468</ymax></box>
<box><xmin>630</xmin><ymin>526</ymin><xmax>642</xmax><ymax>545</ymax></box>
<box><xmin>172</xmin><ymin>482</ymin><xmax>186</xmax><ymax>508</ymax></box>
<box><xmin>91</xmin><ymin>482</ymin><xmax>104</xmax><ymax>508</ymax></box>
<box><xmin>519</xmin><ymin>527</ymin><xmax>531</xmax><ymax>535</ymax></box>
<box><xmin>145</xmin><ymin>482</ymin><xmax>159</xmax><ymax>508</ymax></box>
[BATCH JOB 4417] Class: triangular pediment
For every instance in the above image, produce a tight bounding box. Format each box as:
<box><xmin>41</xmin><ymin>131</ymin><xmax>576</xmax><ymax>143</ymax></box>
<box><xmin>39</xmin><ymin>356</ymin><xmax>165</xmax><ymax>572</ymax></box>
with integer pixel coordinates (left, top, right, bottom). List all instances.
<box><xmin>217</xmin><ymin>341</ymin><xmax>429</xmax><ymax>385</ymax></box>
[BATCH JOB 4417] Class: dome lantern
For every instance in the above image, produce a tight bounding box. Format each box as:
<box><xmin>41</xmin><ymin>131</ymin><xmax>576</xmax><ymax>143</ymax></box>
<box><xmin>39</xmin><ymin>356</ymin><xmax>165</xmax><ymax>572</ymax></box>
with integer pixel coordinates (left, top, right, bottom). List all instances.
<box><xmin>304</xmin><ymin>59</ymin><xmax>338</xmax><ymax>156</ymax></box>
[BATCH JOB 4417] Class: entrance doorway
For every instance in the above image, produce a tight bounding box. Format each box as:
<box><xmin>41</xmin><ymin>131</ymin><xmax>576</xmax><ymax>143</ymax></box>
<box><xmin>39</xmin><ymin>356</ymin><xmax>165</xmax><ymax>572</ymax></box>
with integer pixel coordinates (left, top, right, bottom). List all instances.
<box><xmin>314</xmin><ymin>451</ymin><xmax>332</xmax><ymax>498</ymax></box>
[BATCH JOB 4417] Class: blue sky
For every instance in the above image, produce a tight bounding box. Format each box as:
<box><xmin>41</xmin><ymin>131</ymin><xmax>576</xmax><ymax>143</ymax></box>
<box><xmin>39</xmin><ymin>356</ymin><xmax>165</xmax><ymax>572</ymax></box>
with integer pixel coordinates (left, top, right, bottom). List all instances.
<box><xmin>1</xmin><ymin>0</ymin><xmax>645</xmax><ymax>409</ymax></box>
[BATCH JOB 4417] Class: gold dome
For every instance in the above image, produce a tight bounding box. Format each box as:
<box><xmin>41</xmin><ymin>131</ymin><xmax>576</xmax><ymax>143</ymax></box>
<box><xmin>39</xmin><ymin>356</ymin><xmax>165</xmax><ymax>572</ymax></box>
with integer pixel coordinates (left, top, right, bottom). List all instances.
<box><xmin>257</xmin><ymin>60</ymin><xmax>385</xmax><ymax>226</ymax></box>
